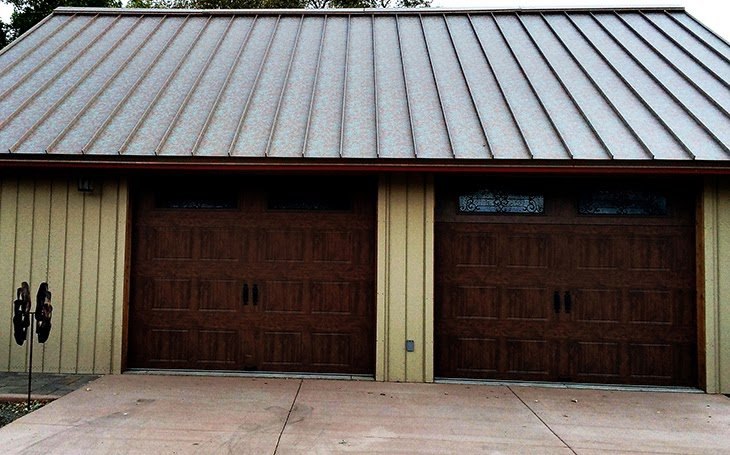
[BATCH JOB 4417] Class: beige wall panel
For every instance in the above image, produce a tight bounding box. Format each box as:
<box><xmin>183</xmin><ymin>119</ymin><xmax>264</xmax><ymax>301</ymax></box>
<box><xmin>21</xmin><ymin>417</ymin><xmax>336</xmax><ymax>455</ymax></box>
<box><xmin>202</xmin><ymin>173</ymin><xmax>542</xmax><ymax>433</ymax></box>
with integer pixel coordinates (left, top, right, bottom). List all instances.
<box><xmin>77</xmin><ymin>191</ymin><xmax>102</xmax><ymax>374</ymax></box>
<box><xmin>60</xmin><ymin>185</ymin><xmax>84</xmax><ymax>373</ymax></box>
<box><xmin>43</xmin><ymin>180</ymin><xmax>69</xmax><ymax>372</ymax></box>
<box><xmin>0</xmin><ymin>179</ymin><xmax>19</xmax><ymax>371</ymax></box>
<box><xmin>95</xmin><ymin>181</ymin><xmax>119</xmax><ymax>373</ymax></box>
<box><xmin>30</xmin><ymin>181</ymin><xmax>51</xmax><ymax>373</ymax></box>
<box><xmin>10</xmin><ymin>181</ymin><xmax>35</xmax><ymax>371</ymax></box>
<box><xmin>704</xmin><ymin>177</ymin><xmax>730</xmax><ymax>394</ymax></box>
<box><xmin>0</xmin><ymin>177</ymin><xmax>127</xmax><ymax>375</ymax></box>
<box><xmin>112</xmin><ymin>180</ymin><xmax>128</xmax><ymax>374</ymax></box>
<box><xmin>376</xmin><ymin>174</ymin><xmax>435</xmax><ymax>383</ymax></box>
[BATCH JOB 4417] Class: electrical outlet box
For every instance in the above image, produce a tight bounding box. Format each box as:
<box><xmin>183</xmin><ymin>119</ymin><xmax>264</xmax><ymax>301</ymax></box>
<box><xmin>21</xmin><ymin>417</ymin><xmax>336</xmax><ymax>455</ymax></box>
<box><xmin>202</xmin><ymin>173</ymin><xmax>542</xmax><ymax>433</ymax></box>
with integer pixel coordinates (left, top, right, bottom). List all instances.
<box><xmin>406</xmin><ymin>340</ymin><xmax>415</xmax><ymax>352</ymax></box>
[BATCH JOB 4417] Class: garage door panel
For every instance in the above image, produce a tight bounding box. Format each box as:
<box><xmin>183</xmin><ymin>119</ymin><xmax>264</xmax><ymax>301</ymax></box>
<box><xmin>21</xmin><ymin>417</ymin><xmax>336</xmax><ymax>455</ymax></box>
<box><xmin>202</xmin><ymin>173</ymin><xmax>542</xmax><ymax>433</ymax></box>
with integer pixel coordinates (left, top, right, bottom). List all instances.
<box><xmin>436</xmin><ymin>179</ymin><xmax>697</xmax><ymax>386</ymax></box>
<box><xmin>129</xmin><ymin>177</ymin><xmax>375</xmax><ymax>374</ymax></box>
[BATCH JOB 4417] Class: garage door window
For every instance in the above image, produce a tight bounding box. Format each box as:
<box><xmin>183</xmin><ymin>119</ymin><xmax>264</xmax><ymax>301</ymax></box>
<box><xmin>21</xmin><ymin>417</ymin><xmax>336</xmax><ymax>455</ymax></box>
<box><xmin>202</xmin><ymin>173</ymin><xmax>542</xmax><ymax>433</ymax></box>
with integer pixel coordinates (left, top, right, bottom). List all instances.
<box><xmin>458</xmin><ymin>189</ymin><xmax>544</xmax><ymax>214</ymax></box>
<box><xmin>578</xmin><ymin>189</ymin><xmax>668</xmax><ymax>216</ymax></box>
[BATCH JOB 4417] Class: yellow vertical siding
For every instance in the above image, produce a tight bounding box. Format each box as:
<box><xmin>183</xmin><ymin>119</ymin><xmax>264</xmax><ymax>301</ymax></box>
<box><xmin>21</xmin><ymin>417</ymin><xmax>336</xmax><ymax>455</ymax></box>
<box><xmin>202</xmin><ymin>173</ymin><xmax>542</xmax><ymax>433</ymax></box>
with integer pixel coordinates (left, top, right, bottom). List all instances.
<box><xmin>376</xmin><ymin>174</ymin><xmax>434</xmax><ymax>382</ymax></box>
<box><xmin>704</xmin><ymin>177</ymin><xmax>730</xmax><ymax>393</ymax></box>
<box><xmin>0</xmin><ymin>177</ymin><xmax>128</xmax><ymax>375</ymax></box>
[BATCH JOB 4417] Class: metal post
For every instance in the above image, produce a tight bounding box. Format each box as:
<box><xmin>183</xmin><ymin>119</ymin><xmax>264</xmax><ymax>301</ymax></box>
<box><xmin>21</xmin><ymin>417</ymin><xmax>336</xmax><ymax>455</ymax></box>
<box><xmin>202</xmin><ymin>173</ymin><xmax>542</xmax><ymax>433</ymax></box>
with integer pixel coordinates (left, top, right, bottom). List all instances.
<box><xmin>27</xmin><ymin>311</ymin><xmax>34</xmax><ymax>412</ymax></box>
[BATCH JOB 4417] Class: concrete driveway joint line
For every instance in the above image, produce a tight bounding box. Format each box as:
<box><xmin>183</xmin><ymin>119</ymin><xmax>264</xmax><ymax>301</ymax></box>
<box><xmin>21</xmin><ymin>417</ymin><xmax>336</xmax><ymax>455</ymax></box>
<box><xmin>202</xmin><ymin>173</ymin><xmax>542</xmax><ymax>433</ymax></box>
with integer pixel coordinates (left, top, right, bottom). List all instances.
<box><xmin>274</xmin><ymin>379</ymin><xmax>302</xmax><ymax>455</ymax></box>
<box><xmin>508</xmin><ymin>385</ymin><xmax>577</xmax><ymax>455</ymax></box>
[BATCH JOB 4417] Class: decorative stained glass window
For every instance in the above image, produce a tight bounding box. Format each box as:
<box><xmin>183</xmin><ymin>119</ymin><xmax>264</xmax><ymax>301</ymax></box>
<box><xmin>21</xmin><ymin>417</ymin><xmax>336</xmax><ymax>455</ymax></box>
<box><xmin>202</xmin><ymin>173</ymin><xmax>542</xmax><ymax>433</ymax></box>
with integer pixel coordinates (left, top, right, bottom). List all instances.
<box><xmin>268</xmin><ymin>191</ymin><xmax>351</xmax><ymax>211</ymax></box>
<box><xmin>578</xmin><ymin>190</ymin><xmax>668</xmax><ymax>216</ymax></box>
<box><xmin>156</xmin><ymin>189</ymin><xmax>237</xmax><ymax>209</ymax></box>
<box><xmin>458</xmin><ymin>189</ymin><xmax>544</xmax><ymax>214</ymax></box>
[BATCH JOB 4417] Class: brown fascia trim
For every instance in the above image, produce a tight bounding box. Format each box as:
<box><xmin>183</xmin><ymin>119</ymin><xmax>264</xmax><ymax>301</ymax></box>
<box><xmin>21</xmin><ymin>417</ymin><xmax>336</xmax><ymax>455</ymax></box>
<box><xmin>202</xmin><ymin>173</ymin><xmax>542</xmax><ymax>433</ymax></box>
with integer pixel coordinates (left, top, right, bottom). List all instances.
<box><xmin>1</xmin><ymin>156</ymin><xmax>730</xmax><ymax>176</ymax></box>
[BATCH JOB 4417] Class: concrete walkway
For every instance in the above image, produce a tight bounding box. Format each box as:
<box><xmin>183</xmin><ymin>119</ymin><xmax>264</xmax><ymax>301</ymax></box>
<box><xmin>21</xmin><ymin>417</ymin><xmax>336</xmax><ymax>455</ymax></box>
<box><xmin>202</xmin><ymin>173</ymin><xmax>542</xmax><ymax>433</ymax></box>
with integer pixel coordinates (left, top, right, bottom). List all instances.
<box><xmin>0</xmin><ymin>374</ymin><xmax>728</xmax><ymax>454</ymax></box>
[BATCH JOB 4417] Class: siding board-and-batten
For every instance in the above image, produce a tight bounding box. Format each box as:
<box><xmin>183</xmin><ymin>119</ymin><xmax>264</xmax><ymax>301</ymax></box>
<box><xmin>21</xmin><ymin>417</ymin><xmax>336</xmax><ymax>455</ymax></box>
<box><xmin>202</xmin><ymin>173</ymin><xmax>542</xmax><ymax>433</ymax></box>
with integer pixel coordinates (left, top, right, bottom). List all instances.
<box><xmin>703</xmin><ymin>177</ymin><xmax>730</xmax><ymax>393</ymax></box>
<box><xmin>0</xmin><ymin>178</ymin><xmax>127</xmax><ymax>375</ymax></box>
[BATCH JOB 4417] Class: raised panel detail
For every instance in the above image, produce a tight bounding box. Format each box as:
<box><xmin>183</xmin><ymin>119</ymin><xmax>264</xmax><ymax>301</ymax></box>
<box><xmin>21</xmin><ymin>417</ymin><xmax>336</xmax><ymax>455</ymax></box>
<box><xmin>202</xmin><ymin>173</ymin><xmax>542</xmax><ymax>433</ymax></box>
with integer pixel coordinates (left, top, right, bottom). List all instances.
<box><xmin>149</xmin><ymin>329</ymin><xmax>188</xmax><ymax>363</ymax></box>
<box><xmin>630</xmin><ymin>344</ymin><xmax>673</xmax><ymax>379</ymax></box>
<box><xmin>576</xmin><ymin>237</ymin><xmax>619</xmax><ymax>269</ymax></box>
<box><xmin>506</xmin><ymin>236</ymin><xmax>548</xmax><ymax>268</ymax></box>
<box><xmin>263</xmin><ymin>281</ymin><xmax>304</xmax><ymax>313</ymax></box>
<box><xmin>507</xmin><ymin>340</ymin><xmax>549</xmax><ymax>374</ymax></box>
<box><xmin>454</xmin><ymin>286</ymin><xmax>498</xmax><ymax>319</ymax></box>
<box><xmin>506</xmin><ymin>287</ymin><xmax>548</xmax><ymax>320</ymax></box>
<box><xmin>629</xmin><ymin>237</ymin><xmax>672</xmax><ymax>271</ymax></box>
<box><xmin>312</xmin><ymin>282</ymin><xmax>352</xmax><ymax>314</ymax></box>
<box><xmin>454</xmin><ymin>234</ymin><xmax>496</xmax><ymax>267</ymax></box>
<box><xmin>455</xmin><ymin>338</ymin><xmax>497</xmax><ymax>373</ymax></box>
<box><xmin>152</xmin><ymin>227</ymin><xmax>193</xmax><ymax>259</ymax></box>
<box><xmin>573</xmin><ymin>342</ymin><xmax>620</xmax><ymax>377</ymax></box>
<box><xmin>629</xmin><ymin>290</ymin><xmax>672</xmax><ymax>325</ymax></box>
<box><xmin>198</xmin><ymin>330</ymin><xmax>237</xmax><ymax>365</ymax></box>
<box><xmin>265</xmin><ymin>230</ymin><xmax>305</xmax><ymax>261</ymax></box>
<box><xmin>152</xmin><ymin>279</ymin><xmax>190</xmax><ymax>310</ymax></box>
<box><xmin>313</xmin><ymin>231</ymin><xmax>353</xmax><ymax>263</ymax></box>
<box><xmin>573</xmin><ymin>289</ymin><xmax>620</xmax><ymax>323</ymax></box>
<box><xmin>200</xmin><ymin>228</ymin><xmax>239</xmax><ymax>260</ymax></box>
<box><xmin>263</xmin><ymin>332</ymin><xmax>302</xmax><ymax>366</ymax></box>
<box><xmin>311</xmin><ymin>333</ymin><xmax>351</xmax><ymax>367</ymax></box>
<box><xmin>199</xmin><ymin>280</ymin><xmax>239</xmax><ymax>312</ymax></box>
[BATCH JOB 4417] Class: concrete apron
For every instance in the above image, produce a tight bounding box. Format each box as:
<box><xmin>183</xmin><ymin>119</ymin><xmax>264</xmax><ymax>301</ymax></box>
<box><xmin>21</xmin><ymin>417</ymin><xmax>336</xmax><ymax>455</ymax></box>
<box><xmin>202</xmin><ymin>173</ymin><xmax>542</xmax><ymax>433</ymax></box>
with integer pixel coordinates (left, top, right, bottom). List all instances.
<box><xmin>0</xmin><ymin>375</ymin><xmax>728</xmax><ymax>454</ymax></box>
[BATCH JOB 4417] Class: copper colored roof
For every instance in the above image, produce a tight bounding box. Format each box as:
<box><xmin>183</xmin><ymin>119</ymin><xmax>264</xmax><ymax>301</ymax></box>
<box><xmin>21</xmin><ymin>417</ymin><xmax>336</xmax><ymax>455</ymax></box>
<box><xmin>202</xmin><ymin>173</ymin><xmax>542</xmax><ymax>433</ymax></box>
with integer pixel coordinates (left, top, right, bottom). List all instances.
<box><xmin>0</xmin><ymin>7</ymin><xmax>729</xmax><ymax>164</ymax></box>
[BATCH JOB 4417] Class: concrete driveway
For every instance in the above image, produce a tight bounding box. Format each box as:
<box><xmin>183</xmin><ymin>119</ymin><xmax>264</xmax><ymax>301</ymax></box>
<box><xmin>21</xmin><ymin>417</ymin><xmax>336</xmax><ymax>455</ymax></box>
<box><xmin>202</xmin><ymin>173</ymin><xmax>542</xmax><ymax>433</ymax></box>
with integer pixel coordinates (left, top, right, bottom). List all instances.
<box><xmin>0</xmin><ymin>375</ymin><xmax>728</xmax><ymax>454</ymax></box>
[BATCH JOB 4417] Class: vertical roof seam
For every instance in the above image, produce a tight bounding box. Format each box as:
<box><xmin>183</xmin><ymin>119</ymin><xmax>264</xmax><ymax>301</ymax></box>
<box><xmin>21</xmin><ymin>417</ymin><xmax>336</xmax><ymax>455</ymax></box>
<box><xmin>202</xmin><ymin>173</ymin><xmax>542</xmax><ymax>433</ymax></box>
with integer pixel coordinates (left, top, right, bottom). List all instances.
<box><xmin>0</xmin><ymin>14</ymin><xmax>105</xmax><ymax>131</ymax></box>
<box><xmin>47</xmin><ymin>15</ymin><xmax>167</xmax><ymax>154</ymax></box>
<box><xmin>0</xmin><ymin>14</ymin><xmax>94</xmax><ymax>103</ymax></box>
<box><xmin>191</xmin><ymin>16</ymin><xmax>258</xmax><ymax>157</ymax></box>
<box><xmin>338</xmin><ymin>15</ymin><xmax>351</xmax><ymax>159</ymax></box>
<box><xmin>0</xmin><ymin>14</ymin><xmax>76</xmax><ymax>79</ymax></box>
<box><xmin>517</xmin><ymin>13</ymin><xmax>614</xmax><ymax>159</ymax></box>
<box><xmin>301</xmin><ymin>15</ymin><xmax>327</xmax><ymax>158</ymax></box>
<box><xmin>420</xmin><ymin>14</ymin><xmax>456</xmax><ymax>159</ymax></box>
<box><xmin>593</xmin><ymin>13</ymin><xmax>730</xmax><ymax>156</ymax></box>
<box><xmin>119</xmin><ymin>16</ymin><xmax>212</xmax><ymax>155</ymax></box>
<box><xmin>566</xmin><ymin>12</ymin><xmax>694</xmax><ymax>159</ymax></box>
<box><xmin>394</xmin><ymin>15</ymin><xmax>418</xmax><ymax>158</ymax></box>
<box><xmin>12</xmin><ymin>16</ymin><xmax>141</xmax><ymax>154</ymax></box>
<box><xmin>86</xmin><ymin>15</ymin><xmax>189</xmax><ymax>155</ymax></box>
<box><xmin>616</xmin><ymin>13</ymin><xmax>730</xmax><ymax>119</ymax></box>
<box><xmin>226</xmin><ymin>15</ymin><xmax>281</xmax><ymax>157</ymax></box>
<box><xmin>443</xmin><ymin>15</ymin><xmax>494</xmax><ymax>159</ymax></box>
<box><xmin>468</xmin><ymin>14</ymin><xmax>533</xmax><ymax>159</ymax></box>
<box><xmin>640</xmin><ymin>12</ymin><xmax>729</xmax><ymax>90</ymax></box>
<box><xmin>682</xmin><ymin>10</ymin><xmax>730</xmax><ymax>49</ymax></box>
<box><xmin>265</xmin><ymin>16</ymin><xmax>305</xmax><ymax>158</ymax></box>
<box><xmin>540</xmin><ymin>13</ymin><xmax>653</xmax><ymax>159</ymax></box>
<box><xmin>493</xmin><ymin>12</ymin><xmax>574</xmax><ymax>159</ymax></box>
<box><xmin>662</xmin><ymin>11</ymin><xmax>730</xmax><ymax>65</ymax></box>
<box><xmin>372</xmin><ymin>15</ymin><xmax>380</xmax><ymax>159</ymax></box>
<box><xmin>156</xmin><ymin>16</ymin><xmax>235</xmax><ymax>156</ymax></box>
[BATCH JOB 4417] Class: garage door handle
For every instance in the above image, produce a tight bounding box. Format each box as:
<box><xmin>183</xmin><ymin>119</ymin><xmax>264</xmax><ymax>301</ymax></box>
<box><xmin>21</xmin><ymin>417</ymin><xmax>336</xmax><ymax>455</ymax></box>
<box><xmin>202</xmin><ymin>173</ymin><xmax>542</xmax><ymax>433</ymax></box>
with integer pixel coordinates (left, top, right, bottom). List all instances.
<box><xmin>553</xmin><ymin>291</ymin><xmax>561</xmax><ymax>314</ymax></box>
<box><xmin>252</xmin><ymin>284</ymin><xmax>259</xmax><ymax>306</ymax></box>
<box><xmin>242</xmin><ymin>284</ymin><xmax>249</xmax><ymax>305</ymax></box>
<box><xmin>564</xmin><ymin>291</ymin><xmax>572</xmax><ymax>314</ymax></box>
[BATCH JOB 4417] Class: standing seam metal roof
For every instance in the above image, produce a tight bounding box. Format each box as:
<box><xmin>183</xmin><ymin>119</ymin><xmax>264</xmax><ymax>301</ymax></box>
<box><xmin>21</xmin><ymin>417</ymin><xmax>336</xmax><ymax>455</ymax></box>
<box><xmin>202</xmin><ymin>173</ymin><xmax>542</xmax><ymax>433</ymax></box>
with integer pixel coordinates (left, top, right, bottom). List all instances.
<box><xmin>0</xmin><ymin>7</ymin><xmax>728</xmax><ymax>161</ymax></box>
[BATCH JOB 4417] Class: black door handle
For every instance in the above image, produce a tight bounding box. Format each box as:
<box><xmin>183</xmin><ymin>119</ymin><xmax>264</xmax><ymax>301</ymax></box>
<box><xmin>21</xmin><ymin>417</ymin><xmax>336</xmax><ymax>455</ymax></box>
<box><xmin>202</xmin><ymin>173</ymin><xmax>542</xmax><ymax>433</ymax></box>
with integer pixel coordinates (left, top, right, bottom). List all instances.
<box><xmin>252</xmin><ymin>284</ymin><xmax>259</xmax><ymax>306</ymax></box>
<box><xmin>564</xmin><ymin>291</ymin><xmax>572</xmax><ymax>314</ymax></box>
<box><xmin>553</xmin><ymin>291</ymin><xmax>561</xmax><ymax>314</ymax></box>
<box><xmin>243</xmin><ymin>284</ymin><xmax>249</xmax><ymax>305</ymax></box>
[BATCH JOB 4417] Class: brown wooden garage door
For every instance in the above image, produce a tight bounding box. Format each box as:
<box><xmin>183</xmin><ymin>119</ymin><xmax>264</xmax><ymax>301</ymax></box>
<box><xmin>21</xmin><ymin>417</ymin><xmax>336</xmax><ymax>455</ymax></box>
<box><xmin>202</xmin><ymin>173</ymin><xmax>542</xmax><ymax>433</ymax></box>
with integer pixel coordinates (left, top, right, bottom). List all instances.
<box><xmin>128</xmin><ymin>176</ymin><xmax>376</xmax><ymax>374</ymax></box>
<box><xmin>435</xmin><ymin>179</ymin><xmax>697</xmax><ymax>386</ymax></box>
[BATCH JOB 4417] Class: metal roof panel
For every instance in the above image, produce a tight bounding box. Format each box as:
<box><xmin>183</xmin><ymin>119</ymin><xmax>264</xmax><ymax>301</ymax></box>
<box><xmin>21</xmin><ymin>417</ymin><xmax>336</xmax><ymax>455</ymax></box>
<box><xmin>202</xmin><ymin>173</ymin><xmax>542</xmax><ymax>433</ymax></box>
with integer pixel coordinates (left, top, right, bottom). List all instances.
<box><xmin>1</xmin><ymin>7</ymin><xmax>728</xmax><ymax>162</ymax></box>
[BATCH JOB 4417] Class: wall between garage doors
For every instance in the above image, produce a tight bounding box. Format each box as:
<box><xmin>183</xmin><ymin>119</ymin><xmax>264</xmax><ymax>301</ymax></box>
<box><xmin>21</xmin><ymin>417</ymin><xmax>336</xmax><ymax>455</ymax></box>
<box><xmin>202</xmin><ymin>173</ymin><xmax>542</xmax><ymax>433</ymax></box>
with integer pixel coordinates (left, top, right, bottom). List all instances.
<box><xmin>0</xmin><ymin>177</ymin><xmax>127</xmax><ymax>375</ymax></box>
<box><xmin>703</xmin><ymin>177</ymin><xmax>730</xmax><ymax>394</ymax></box>
<box><xmin>376</xmin><ymin>174</ymin><xmax>435</xmax><ymax>382</ymax></box>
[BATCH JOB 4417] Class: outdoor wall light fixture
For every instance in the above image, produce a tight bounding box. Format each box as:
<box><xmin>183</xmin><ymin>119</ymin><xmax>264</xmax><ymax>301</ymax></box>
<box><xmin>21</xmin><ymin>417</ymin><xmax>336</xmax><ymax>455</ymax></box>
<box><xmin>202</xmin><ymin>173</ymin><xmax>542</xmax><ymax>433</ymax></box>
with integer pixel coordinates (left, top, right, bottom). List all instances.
<box><xmin>77</xmin><ymin>178</ymin><xmax>94</xmax><ymax>193</ymax></box>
